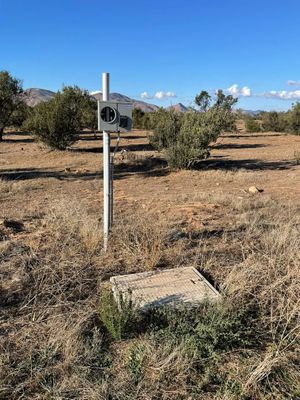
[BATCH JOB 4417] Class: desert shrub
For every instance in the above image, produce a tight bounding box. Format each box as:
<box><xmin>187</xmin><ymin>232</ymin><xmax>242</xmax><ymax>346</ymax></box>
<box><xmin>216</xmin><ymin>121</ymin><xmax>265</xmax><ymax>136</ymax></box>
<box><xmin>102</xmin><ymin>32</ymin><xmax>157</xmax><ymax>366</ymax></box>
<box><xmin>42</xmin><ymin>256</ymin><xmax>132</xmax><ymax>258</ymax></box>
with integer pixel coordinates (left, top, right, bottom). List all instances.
<box><xmin>261</xmin><ymin>111</ymin><xmax>288</xmax><ymax>132</ymax></box>
<box><xmin>166</xmin><ymin>112</ymin><xmax>212</xmax><ymax>168</ymax></box>
<box><xmin>0</xmin><ymin>70</ymin><xmax>25</xmax><ymax>140</ymax></box>
<box><xmin>149</xmin><ymin>90</ymin><xmax>237</xmax><ymax>169</ymax></box>
<box><xmin>111</xmin><ymin>301</ymin><xmax>251</xmax><ymax>399</ymax></box>
<box><xmin>132</xmin><ymin>108</ymin><xmax>148</xmax><ymax>129</ymax></box>
<box><xmin>287</xmin><ymin>102</ymin><xmax>300</xmax><ymax>134</ymax></box>
<box><xmin>99</xmin><ymin>289</ymin><xmax>137</xmax><ymax>340</ymax></box>
<box><xmin>245</xmin><ymin>117</ymin><xmax>262</xmax><ymax>132</ymax></box>
<box><xmin>24</xmin><ymin>86</ymin><xmax>96</xmax><ymax>149</ymax></box>
<box><xmin>9</xmin><ymin>102</ymin><xmax>32</xmax><ymax>130</ymax></box>
<box><xmin>149</xmin><ymin>108</ymin><xmax>183</xmax><ymax>150</ymax></box>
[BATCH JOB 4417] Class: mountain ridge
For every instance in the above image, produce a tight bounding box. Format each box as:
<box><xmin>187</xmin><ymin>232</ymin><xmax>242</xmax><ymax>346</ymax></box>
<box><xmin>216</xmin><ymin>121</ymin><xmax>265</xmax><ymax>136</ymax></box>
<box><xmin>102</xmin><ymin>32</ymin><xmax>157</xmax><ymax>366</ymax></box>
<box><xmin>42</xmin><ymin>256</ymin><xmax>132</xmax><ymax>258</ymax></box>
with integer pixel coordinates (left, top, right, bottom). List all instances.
<box><xmin>24</xmin><ymin>88</ymin><xmax>159</xmax><ymax>112</ymax></box>
<box><xmin>23</xmin><ymin>88</ymin><xmax>265</xmax><ymax>115</ymax></box>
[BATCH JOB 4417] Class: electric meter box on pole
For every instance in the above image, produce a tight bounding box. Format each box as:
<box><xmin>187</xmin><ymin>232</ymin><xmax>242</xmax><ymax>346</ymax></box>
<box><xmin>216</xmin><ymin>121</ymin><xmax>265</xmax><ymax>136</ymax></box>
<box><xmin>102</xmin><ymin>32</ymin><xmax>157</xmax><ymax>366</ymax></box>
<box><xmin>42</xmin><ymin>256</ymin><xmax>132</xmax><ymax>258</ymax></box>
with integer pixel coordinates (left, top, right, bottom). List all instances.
<box><xmin>99</xmin><ymin>101</ymin><xmax>133</xmax><ymax>132</ymax></box>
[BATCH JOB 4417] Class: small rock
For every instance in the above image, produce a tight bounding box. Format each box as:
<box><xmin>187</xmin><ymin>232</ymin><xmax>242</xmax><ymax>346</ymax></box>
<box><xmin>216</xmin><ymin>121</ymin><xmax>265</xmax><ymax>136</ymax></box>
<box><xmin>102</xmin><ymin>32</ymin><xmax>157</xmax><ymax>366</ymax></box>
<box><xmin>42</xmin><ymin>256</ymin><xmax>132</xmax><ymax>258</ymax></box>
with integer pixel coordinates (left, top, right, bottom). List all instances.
<box><xmin>248</xmin><ymin>186</ymin><xmax>263</xmax><ymax>194</ymax></box>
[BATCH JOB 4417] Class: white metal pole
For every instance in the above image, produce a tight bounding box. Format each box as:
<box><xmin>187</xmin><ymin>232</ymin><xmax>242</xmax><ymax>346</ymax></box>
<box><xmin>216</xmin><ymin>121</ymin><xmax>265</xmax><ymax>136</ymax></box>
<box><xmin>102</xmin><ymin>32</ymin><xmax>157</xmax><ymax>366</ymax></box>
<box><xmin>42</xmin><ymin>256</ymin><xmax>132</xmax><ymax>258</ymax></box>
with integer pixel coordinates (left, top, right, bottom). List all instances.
<box><xmin>102</xmin><ymin>72</ymin><xmax>111</xmax><ymax>251</ymax></box>
<box><xmin>97</xmin><ymin>100</ymin><xmax>101</xmax><ymax>131</ymax></box>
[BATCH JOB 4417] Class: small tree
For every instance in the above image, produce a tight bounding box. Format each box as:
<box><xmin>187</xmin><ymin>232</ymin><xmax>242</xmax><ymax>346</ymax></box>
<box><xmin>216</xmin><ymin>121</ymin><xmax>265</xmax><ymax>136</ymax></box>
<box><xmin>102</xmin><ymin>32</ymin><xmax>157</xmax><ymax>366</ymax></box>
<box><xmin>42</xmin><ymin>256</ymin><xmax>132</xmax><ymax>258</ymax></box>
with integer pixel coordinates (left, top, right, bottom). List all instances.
<box><xmin>132</xmin><ymin>108</ymin><xmax>145</xmax><ymax>129</ymax></box>
<box><xmin>245</xmin><ymin>117</ymin><xmax>261</xmax><ymax>133</ymax></box>
<box><xmin>195</xmin><ymin>90</ymin><xmax>211</xmax><ymax>112</ymax></box>
<box><xmin>9</xmin><ymin>103</ymin><xmax>32</xmax><ymax>130</ymax></box>
<box><xmin>0</xmin><ymin>71</ymin><xmax>24</xmax><ymax>140</ymax></box>
<box><xmin>261</xmin><ymin>111</ymin><xmax>282</xmax><ymax>132</ymax></box>
<box><xmin>149</xmin><ymin>108</ymin><xmax>183</xmax><ymax>150</ymax></box>
<box><xmin>25</xmin><ymin>86</ymin><xmax>95</xmax><ymax>149</ymax></box>
<box><xmin>149</xmin><ymin>90</ymin><xmax>238</xmax><ymax>169</ymax></box>
<box><xmin>287</xmin><ymin>103</ymin><xmax>300</xmax><ymax>135</ymax></box>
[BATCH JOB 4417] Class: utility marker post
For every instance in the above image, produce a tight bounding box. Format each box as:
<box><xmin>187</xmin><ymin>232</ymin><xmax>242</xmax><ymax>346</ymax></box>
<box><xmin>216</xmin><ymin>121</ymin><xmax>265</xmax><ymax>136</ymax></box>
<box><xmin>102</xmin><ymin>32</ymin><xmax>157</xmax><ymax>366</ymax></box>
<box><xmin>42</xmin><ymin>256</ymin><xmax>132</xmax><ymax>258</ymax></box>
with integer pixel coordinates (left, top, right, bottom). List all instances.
<box><xmin>102</xmin><ymin>72</ymin><xmax>111</xmax><ymax>251</ymax></box>
<box><xmin>98</xmin><ymin>72</ymin><xmax>133</xmax><ymax>251</ymax></box>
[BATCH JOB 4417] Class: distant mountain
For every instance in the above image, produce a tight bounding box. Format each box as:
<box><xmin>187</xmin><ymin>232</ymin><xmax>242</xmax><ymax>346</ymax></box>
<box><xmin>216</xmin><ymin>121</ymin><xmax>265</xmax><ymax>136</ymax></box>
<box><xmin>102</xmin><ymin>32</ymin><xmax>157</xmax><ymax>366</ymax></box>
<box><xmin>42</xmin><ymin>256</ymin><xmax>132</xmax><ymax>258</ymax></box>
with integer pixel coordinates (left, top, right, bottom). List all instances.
<box><xmin>24</xmin><ymin>88</ymin><xmax>159</xmax><ymax>112</ymax></box>
<box><xmin>91</xmin><ymin>91</ymin><xmax>159</xmax><ymax>112</ymax></box>
<box><xmin>167</xmin><ymin>103</ymin><xmax>188</xmax><ymax>112</ymax></box>
<box><xmin>24</xmin><ymin>88</ymin><xmax>55</xmax><ymax>107</ymax></box>
<box><xmin>239</xmin><ymin>109</ymin><xmax>263</xmax><ymax>116</ymax></box>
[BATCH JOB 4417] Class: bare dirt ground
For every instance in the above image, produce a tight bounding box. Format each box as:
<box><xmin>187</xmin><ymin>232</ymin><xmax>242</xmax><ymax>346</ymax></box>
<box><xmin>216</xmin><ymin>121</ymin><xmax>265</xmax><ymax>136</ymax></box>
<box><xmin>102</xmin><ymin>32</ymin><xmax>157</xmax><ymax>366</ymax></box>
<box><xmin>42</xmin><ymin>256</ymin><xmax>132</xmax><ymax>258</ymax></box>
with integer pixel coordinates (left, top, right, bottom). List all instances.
<box><xmin>1</xmin><ymin>126</ymin><xmax>299</xmax><ymax>226</ymax></box>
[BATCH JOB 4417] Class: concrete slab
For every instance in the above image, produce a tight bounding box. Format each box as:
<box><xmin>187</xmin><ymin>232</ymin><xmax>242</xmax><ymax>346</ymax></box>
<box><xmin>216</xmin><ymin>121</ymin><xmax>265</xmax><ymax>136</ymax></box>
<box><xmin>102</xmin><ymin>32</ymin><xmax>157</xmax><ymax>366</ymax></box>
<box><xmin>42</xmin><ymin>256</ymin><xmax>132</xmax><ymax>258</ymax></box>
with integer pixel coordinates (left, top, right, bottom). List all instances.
<box><xmin>110</xmin><ymin>267</ymin><xmax>220</xmax><ymax>310</ymax></box>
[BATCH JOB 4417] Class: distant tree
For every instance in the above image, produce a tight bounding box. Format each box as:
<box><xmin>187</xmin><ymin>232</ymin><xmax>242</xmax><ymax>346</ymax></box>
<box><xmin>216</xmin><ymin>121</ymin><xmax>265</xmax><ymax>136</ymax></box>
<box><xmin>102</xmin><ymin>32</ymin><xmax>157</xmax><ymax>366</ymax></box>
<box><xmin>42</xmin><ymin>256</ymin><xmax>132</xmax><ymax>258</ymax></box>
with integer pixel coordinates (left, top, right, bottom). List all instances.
<box><xmin>262</xmin><ymin>111</ymin><xmax>278</xmax><ymax>132</ymax></box>
<box><xmin>132</xmin><ymin>108</ymin><xmax>145</xmax><ymax>129</ymax></box>
<box><xmin>245</xmin><ymin>117</ymin><xmax>262</xmax><ymax>133</ymax></box>
<box><xmin>287</xmin><ymin>103</ymin><xmax>300</xmax><ymax>135</ymax></box>
<box><xmin>261</xmin><ymin>111</ymin><xmax>287</xmax><ymax>132</ymax></box>
<box><xmin>195</xmin><ymin>90</ymin><xmax>211</xmax><ymax>112</ymax></box>
<box><xmin>9</xmin><ymin>103</ymin><xmax>32</xmax><ymax>129</ymax></box>
<box><xmin>0</xmin><ymin>71</ymin><xmax>25</xmax><ymax>140</ymax></box>
<box><xmin>25</xmin><ymin>86</ymin><xmax>93</xmax><ymax>149</ymax></box>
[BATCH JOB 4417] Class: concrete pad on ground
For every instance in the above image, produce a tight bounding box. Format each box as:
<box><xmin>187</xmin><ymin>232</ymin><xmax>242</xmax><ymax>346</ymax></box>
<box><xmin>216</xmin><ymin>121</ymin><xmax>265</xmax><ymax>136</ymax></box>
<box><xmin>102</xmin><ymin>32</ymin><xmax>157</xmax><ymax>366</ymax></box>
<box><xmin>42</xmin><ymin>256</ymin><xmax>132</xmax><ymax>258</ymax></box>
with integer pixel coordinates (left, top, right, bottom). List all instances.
<box><xmin>110</xmin><ymin>266</ymin><xmax>220</xmax><ymax>310</ymax></box>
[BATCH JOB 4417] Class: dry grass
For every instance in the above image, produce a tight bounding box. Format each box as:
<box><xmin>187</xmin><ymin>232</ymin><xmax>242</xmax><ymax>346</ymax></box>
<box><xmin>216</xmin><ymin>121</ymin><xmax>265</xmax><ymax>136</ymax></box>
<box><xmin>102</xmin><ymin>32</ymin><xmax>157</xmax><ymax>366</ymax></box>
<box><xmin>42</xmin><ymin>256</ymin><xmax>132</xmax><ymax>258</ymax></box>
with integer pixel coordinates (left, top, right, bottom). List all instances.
<box><xmin>1</xmin><ymin>194</ymin><xmax>299</xmax><ymax>399</ymax></box>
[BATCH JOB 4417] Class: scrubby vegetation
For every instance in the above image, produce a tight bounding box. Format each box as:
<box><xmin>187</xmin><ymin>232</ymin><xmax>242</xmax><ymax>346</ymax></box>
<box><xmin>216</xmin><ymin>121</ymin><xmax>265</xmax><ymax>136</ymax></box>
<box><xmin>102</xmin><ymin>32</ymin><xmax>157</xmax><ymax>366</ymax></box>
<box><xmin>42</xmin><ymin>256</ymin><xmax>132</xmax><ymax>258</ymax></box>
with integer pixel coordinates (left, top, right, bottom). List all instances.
<box><xmin>243</xmin><ymin>104</ymin><xmax>300</xmax><ymax>135</ymax></box>
<box><xmin>24</xmin><ymin>86</ymin><xmax>97</xmax><ymax>150</ymax></box>
<box><xmin>245</xmin><ymin>117</ymin><xmax>262</xmax><ymax>132</ymax></box>
<box><xmin>0</xmin><ymin>71</ymin><xmax>26</xmax><ymax>140</ymax></box>
<box><xmin>149</xmin><ymin>90</ymin><xmax>238</xmax><ymax>169</ymax></box>
<box><xmin>1</xmin><ymin>193</ymin><xmax>299</xmax><ymax>399</ymax></box>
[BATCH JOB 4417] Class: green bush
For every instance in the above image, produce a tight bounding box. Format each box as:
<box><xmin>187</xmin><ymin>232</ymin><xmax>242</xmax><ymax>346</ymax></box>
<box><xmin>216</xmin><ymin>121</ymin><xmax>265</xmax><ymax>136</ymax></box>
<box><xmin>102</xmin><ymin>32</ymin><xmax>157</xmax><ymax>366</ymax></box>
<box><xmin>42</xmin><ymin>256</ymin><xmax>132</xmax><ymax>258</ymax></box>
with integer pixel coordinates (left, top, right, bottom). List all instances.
<box><xmin>25</xmin><ymin>86</ymin><xmax>96</xmax><ymax>149</ymax></box>
<box><xmin>287</xmin><ymin>102</ymin><xmax>300</xmax><ymax>135</ymax></box>
<box><xmin>261</xmin><ymin>111</ymin><xmax>287</xmax><ymax>132</ymax></box>
<box><xmin>99</xmin><ymin>289</ymin><xmax>137</xmax><ymax>341</ymax></box>
<box><xmin>149</xmin><ymin>90</ymin><xmax>237</xmax><ymax>169</ymax></box>
<box><xmin>0</xmin><ymin>70</ymin><xmax>25</xmax><ymax>140</ymax></box>
<box><xmin>149</xmin><ymin>108</ymin><xmax>183</xmax><ymax>150</ymax></box>
<box><xmin>245</xmin><ymin>117</ymin><xmax>261</xmax><ymax>132</ymax></box>
<box><xmin>132</xmin><ymin>108</ymin><xmax>145</xmax><ymax>129</ymax></box>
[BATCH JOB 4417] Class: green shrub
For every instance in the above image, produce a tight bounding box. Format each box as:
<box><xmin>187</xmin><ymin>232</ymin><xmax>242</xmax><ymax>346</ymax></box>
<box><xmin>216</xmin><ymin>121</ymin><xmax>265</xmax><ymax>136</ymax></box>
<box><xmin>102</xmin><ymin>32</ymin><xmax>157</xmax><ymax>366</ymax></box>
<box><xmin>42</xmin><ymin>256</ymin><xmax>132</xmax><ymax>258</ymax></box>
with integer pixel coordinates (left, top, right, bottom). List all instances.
<box><xmin>0</xmin><ymin>70</ymin><xmax>25</xmax><ymax>140</ymax></box>
<box><xmin>287</xmin><ymin>102</ymin><xmax>300</xmax><ymax>134</ymax></box>
<box><xmin>132</xmin><ymin>108</ymin><xmax>146</xmax><ymax>129</ymax></box>
<box><xmin>126</xmin><ymin>343</ymin><xmax>146</xmax><ymax>384</ymax></box>
<box><xmin>261</xmin><ymin>111</ymin><xmax>288</xmax><ymax>132</ymax></box>
<box><xmin>24</xmin><ymin>86</ymin><xmax>96</xmax><ymax>149</ymax></box>
<box><xmin>99</xmin><ymin>289</ymin><xmax>137</xmax><ymax>341</ymax></box>
<box><xmin>245</xmin><ymin>117</ymin><xmax>261</xmax><ymax>132</ymax></box>
<box><xmin>148</xmin><ymin>90</ymin><xmax>237</xmax><ymax>169</ymax></box>
<box><xmin>149</xmin><ymin>108</ymin><xmax>183</xmax><ymax>150</ymax></box>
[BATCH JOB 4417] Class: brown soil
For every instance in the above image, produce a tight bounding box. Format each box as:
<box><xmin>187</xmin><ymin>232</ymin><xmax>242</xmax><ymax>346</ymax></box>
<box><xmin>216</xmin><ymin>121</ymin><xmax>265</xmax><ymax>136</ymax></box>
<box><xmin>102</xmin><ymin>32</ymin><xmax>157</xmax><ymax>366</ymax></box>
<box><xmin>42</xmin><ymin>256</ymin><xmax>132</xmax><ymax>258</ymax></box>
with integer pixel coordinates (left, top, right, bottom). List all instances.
<box><xmin>1</xmin><ymin>128</ymin><xmax>300</xmax><ymax>225</ymax></box>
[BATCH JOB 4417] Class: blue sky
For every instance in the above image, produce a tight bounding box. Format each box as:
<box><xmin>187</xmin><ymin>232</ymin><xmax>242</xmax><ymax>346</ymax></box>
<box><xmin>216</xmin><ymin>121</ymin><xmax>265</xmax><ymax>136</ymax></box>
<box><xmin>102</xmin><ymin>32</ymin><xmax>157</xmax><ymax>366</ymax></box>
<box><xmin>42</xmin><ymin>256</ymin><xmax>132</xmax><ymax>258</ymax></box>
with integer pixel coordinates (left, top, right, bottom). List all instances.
<box><xmin>1</xmin><ymin>0</ymin><xmax>300</xmax><ymax>110</ymax></box>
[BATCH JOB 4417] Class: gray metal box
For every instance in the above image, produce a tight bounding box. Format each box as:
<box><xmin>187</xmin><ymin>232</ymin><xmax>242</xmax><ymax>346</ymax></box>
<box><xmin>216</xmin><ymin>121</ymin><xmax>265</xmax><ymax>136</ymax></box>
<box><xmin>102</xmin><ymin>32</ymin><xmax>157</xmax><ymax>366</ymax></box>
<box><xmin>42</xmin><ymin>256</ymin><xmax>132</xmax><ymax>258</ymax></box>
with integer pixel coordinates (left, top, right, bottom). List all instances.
<box><xmin>98</xmin><ymin>101</ymin><xmax>132</xmax><ymax>132</ymax></box>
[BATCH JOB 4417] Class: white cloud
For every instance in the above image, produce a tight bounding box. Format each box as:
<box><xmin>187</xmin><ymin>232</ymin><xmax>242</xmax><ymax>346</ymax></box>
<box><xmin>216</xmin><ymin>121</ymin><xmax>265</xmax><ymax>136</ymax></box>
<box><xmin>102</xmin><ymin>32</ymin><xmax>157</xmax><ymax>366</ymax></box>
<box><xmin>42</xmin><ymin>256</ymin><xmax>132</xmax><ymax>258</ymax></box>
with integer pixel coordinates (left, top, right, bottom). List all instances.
<box><xmin>263</xmin><ymin>90</ymin><xmax>300</xmax><ymax>100</ymax></box>
<box><xmin>154</xmin><ymin>91</ymin><xmax>177</xmax><ymax>100</ymax></box>
<box><xmin>287</xmin><ymin>80</ymin><xmax>300</xmax><ymax>86</ymax></box>
<box><xmin>226</xmin><ymin>84</ymin><xmax>252</xmax><ymax>97</ymax></box>
<box><xmin>140</xmin><ymin>91</ymin><xmax>177</xmax><ymax>100</ymax></box>
<box><xmin>140</xmin><ymin>91</ymin><xmax>152</xmax><ymax>99</ymax></box>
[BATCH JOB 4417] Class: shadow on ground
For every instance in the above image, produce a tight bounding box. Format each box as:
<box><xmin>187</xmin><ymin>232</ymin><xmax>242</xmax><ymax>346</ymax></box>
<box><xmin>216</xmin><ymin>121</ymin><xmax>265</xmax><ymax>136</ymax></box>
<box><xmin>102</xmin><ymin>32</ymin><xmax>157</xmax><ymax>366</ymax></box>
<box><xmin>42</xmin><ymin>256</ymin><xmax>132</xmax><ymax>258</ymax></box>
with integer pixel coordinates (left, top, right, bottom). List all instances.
<box><xmin>0</xmin><ymin>155</ymin><xmax>296</xmax><ymax>183</ymax></box>
<box><xmin>222</xmin><ymin>133</ymin><xmax>282</xmax><ymax>139</ymax></box>
<box><xmin>213</xmin><ymin>143</ymin><xmax>267</xmax><ymax>150</ymax></box>
<box><xmin>197</xmin><ymin>158</ymin><xmax>295</xmax><ymax>171</ymax></box>
<box><xmin>0</xmin><ymin>157</ymin><xmax>169</xmax><ymax>182</ymax></box>
<box><xmin>2</xmin><ymin>132</ymin><xmax>34</xmax><ymax>143</ymax></box>
<box><xmin>70</xmin><ymin>142</ymin><xmax>154</xmax><ymax>153</ymax></box>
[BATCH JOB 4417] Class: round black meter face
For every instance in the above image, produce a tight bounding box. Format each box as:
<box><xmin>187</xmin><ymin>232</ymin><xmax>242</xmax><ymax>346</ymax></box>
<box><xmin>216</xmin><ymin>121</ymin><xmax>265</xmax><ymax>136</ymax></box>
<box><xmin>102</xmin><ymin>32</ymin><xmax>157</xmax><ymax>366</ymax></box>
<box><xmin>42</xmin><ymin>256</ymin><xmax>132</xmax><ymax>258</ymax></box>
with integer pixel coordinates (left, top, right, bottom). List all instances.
<box><xmin>101</xmin><ymin>106</ymin><xmax>117</xmax><ymax>123</ymax></box>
